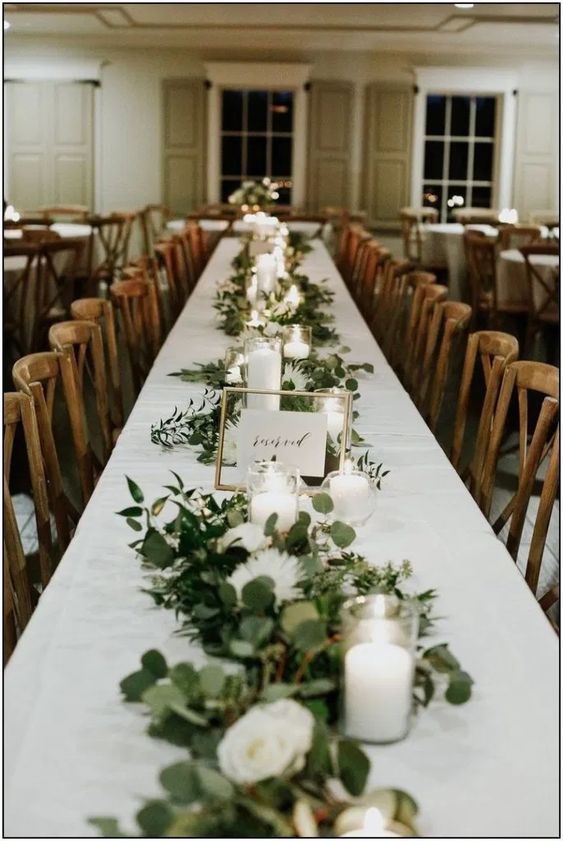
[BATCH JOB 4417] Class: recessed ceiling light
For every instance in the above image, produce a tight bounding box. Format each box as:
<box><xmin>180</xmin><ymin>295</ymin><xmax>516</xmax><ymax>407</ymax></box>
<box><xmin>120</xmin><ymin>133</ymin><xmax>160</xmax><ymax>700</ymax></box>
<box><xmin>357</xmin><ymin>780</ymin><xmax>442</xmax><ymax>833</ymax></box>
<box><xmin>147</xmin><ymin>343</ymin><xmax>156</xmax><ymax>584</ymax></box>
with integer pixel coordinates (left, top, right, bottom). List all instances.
<box><xmin>4</xmin><ymin>20</ymin><xmax>11</xmax><ymax>30</ymax></box>
<box><xmin>455</xmin><ymin>3</ymin><xmax>474</xmax><ymax>7</ymax></box>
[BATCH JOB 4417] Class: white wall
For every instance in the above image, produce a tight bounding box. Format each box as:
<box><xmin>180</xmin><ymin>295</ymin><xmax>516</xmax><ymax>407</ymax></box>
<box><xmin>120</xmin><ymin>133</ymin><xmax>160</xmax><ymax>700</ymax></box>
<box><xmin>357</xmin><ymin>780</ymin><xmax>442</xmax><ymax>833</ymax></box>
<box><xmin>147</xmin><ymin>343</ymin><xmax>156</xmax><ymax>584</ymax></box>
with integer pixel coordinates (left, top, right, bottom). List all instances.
<box><xmin>5</xmin><ymin>37</ymin><xmax>559</xmax><ymax>217</ymax></box>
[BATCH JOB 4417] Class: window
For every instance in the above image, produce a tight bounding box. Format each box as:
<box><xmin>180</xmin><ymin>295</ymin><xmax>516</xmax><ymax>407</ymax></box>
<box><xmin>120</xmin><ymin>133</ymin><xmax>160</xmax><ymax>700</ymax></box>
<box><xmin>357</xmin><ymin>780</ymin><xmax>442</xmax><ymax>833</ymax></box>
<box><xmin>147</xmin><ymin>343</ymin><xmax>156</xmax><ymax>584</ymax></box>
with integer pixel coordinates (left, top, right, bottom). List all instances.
<box><xmin>422</xmin><ymin>94</ymin><xmax>497</xmax><ymax>221</ymax></box>
<box><xmin>220</xmin><ymin>89</ymin><xmax>294</xmax><ymax>204</ymax></box>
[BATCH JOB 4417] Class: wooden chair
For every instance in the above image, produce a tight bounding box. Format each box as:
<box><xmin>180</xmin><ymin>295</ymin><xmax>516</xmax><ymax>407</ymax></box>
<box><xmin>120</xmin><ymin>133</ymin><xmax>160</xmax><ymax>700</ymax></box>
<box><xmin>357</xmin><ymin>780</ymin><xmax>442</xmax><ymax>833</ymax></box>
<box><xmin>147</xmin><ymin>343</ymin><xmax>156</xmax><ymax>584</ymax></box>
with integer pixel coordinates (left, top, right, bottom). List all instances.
<box><xmin>140</xmin><ymin>204</ymin><xmax>170</xmax><ymax>256</ymax></box>
<box><xmin>86</xmin><ymin>212</ymin><xmax>136</xmax><ymax>292</ymax></box>
<box><xmin>453</xmin><ymin>207</ymin><xmax>499</xmax><ymax>225</ymax></box>
<box><xmin>417</xmin><ymin>301</ymin><xmax>472</xmax><ymax>431</ymax></box>
<box><xmin>480</xmin><ymin>361</ymin><xmax>559</xmax><ymax>524</ymax></box>
<box><xmin>367</xmin><ymin>251</ymin><xmax>402</xmax><ymax>342</ymax></box>
<box><xmin>154</xmin><ymin>240</ymin><xmax>185</xmax><ymax>323</ymax></box>
<box><xmin>498</xmin><ymin>225</ymin><xmax>542</xmax><ymax>251</ymax></box>
<box><xmin>464</xmin><ymin>231</ymin><xmax>529</xmax><ymax>327</ymax></box>
<box><xmin>450</xmin><ymin>331</ymin><xmax>519</xmax><ymax>497</ymax></box>
<box><xmin>520</xmin><ymin>244</ymin><xmax>560</xmax><ymax>349</ymax></box>
<box><xmin>39</xmin><ymin>205</ymin><xmax>89</xmax><ymax>223</ymax></box>
<box><xmin>184</xmin><ymin>220</ymin><xmax>207</xmax><ymax>280</ymax></box>
<box><xmin>70</xmin><ymin>298</ymin><xmax>124</xmax><ymax>436</ymax></box>
<box><xmin>4</xmin><ymin>393</ymin><xmax>56</xmax><ymax>654</ymax></box>
<box><xmin>49</xmin><ymin>320</ymin><xmax>113</xmax><ymax>468</ymax></box>
<box><xmin>403</xmin><ymin>283</ymin><xmax>448</xmax><ymax>391</ymax></box>
<box><xmin>4</xmin><ymin>242</ymin><xmax>41</xmax><ymax>356</ymax></box>
<box><xmin>110</xmin><ymin>278</ymin><xmax>161</xmax><ymax>395</ymax></box>
<box><xmin>399</xmin><ymin>206</ymin><xmax>441</xmax><ymax>269</ymax></box>
<box><xmin>168</xmin><ymin>236</ymin><xmax>193</xmax><ymax>314</ymax></box>
<box><xmin>12</xmin><ymin>353</ymin><xmax>80</xmax><ymax>547</ymax></box>
<box><xmin>358</xmin><ymin>244</ymin><xmax>390</xmax><ymax>323</ymax></box>
<box><xmin>337</xmin><ymin>224</ymin><xmax>372</xmax><ymax>288</ymax></box>
<box><xmin>20</xmin><ymin>228</ymin><xmax>61</xmax><ymax>243</ymax></box>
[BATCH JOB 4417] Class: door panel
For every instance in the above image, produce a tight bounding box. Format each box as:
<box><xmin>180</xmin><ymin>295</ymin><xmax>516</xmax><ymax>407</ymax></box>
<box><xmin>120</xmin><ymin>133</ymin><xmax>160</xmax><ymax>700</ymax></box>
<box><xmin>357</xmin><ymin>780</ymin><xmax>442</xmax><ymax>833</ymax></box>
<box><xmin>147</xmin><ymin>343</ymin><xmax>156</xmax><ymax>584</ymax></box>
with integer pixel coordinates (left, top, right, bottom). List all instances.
<box><xmin>307</xmin><ymin>81</ymin><xmax>353</xmax><ymax>211</ymax></box>
<box><xmin>162</xmin><ymin>79</ymin><xmax>207</xmax><ymax>215</ymax></box>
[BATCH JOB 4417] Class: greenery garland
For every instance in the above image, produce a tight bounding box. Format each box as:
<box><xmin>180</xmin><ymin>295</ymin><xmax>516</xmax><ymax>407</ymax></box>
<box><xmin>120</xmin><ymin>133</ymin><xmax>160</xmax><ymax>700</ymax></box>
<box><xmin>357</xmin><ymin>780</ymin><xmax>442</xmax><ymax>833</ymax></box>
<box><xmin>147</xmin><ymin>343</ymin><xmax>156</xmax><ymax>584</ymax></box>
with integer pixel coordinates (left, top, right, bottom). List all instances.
<box><xmin>89</xmin><ymin>475</ymin><xmax>473</xmax><ymax>837</ymax></box>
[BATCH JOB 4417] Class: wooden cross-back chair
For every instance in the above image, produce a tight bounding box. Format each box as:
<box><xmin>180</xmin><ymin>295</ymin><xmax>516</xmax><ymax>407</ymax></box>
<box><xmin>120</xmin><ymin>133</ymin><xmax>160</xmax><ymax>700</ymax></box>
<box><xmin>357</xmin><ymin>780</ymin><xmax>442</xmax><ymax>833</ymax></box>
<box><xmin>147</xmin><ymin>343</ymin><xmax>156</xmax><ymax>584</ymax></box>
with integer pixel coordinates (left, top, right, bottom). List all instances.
<box><xmin>168</xmin><ymin>236</ymin><xmax>193</xmax><ymax>315</ymax></box>
<box><xmin>122</xmin><ymin>256</ymin><xmax>166</xmax><ymax>329</ymax></box>
<box><xmin>450</xmin><ymin>331</ymin><xmax>519</xmax><ymax>499</ymax></box>
<box><xmin>497</xmin><ymin>224</ymin><xmax>542</xmax><ymax>251</ymax></box>
<box><xmin>480</xmin><ymin>360</ymin><xmax>559</xmax><ymax>524</ymax></box>
<box><xmin>4</xmin><ymin>242</ymin><xmax>41</xmax><ymax>356</ymax></box>
<box><xmin>185</xmin><ymin>220</ymin><xmax>208</xmax><ymax>280</ymax></box>
<box><xmin>520</xmin><ymin>244</ymin><xmax>560</xmax><ymax>349</ymax></box>
<box><xmin>12</xmin><ymin>353</ymin><xmax>81</xmax><ymax>551</ymax></box>
<box><xmin>86</xmin><ymin>212</ymin><xmax>136</xmax><ymax>292</ymax></box>
<box><xmin>370</xmin><ymin>257</ymin><xmax>409</xmax><ymax>347</ymax></box>
<box><xmin>453</xmin><ymin>207</ymin><xmax>499</xmax><ymax>226</ymax></box>
<box><xmin>110</xmin><ymin>277</ymin><xmax>161</xmax><ymax>395</ymax></box>
<box><xmin>140</xmin><ymin>204</ymin><xmax>170</xmax><ymax>256</ymax></box>
<box><xmin>48</xmin><ymin>320</ymin><xmax>113</xmax><ymax>469</ymax></box>
<box><xmin>4</xmin><ymin>536</ymin><xmax>20</xmax><ymax>665</ymax></box>
<box><xmin>349</xmin><ymin>235</ymin><xmax>377</xmax><ymax>301</ymax></box>
<box><xmin>416</xmin><ymin>301</ymin><xmax>472</xmax><ymax>431</ymax></box>
<box><xmin>389</xmin><ymin>270</ymin><xmax>436</xmax><ymax>375</ymax></box>
<box><xmin>464</xmin><ymin>231</ymin><xmax>529</xmax><ymax>328</ymax></box>
<box><xmin>70</xmin><ymin>298</ymin><xmax>124</xmax><ymax>436</ymax></box>
<box><xmin>403</xmin><ymin>283</ymin><xmax>448</xmax><ymax>392</ymax></box>
<box><xmin>337</xmin><ymin>224</ymin><xmax>372</xmax><ymax>288</ymax></box>
<box><xmin>482</xmin><ymin>362</ymin><xmax>559</xmax><ymax>616</ymax></box>
<box><xmin>4</xmin><ymin>392</ymin><xmax>57</xmax><ymax>661</ymax></box>
<box><xmin>399</xmin><ymin>206</ymin><xmax>441</xmax><ymax>269</ymax></box>
<box><xmin>154</xmin><ymin>240</ymin><xmax>184</xmax><ymax>324</ymax></box>
<box><xmin>377</xmin><ymin>260</ymin><xmax>414</xmax><ymax>363</ymax></box>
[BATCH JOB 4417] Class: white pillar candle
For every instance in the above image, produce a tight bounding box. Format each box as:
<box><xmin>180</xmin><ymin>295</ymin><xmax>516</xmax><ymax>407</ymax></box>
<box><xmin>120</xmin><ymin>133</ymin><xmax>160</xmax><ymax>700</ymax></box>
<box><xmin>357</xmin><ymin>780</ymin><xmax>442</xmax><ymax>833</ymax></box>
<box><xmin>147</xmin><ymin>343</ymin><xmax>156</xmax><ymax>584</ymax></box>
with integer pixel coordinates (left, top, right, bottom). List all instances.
<box><xmin>284</xmin><ymin>284</ymin><xmax>302</xmax><ymax>308</ymax></box>
<box><xmin>319</xmin><ymin>397</ymin><xmax>345</xmax><ymax>441</ymax></box>
<box><xmin>329</xmin><ymin>464</ymin><xmax>370</xmax><ymax>521</ymax></box>
<box><xmin>344</xmin><ymin>642</ymin><xmax>413</xmax><ymax>743</ymax></box>
<box><xmin>283</xmin><ymin>339</ymin><xmax>310</xmax><ymax>360</ymax></box>
<box><xmin>256</xmin><ymin>253</ymin><xmax>278</xmax><ymax>296</ymax></box>
<box><xmin>246</xmin><ymin>276</ymin><xmax>258</xmax><ymax>306</ymax></box>
<box><xmin>246</xmin><ymin>345</ymin><xmax>281</xmax><ymax>411</ymax></box>
<box><xmin>250</xmin><ymin>490</ymin><xmax>298</xmax><ymax>532</ymax></box>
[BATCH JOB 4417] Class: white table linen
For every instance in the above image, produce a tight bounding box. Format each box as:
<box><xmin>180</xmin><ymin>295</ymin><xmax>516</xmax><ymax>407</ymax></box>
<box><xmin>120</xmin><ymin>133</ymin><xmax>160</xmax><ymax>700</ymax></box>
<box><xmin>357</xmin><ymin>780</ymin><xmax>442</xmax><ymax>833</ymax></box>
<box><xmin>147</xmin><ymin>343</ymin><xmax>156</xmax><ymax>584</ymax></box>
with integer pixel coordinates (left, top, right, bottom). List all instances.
<box><xmin>4</xmin><ymin>240</ymin><xmax>558</xmax><ymax>838</ymax></box>
<box><xmin>497</xmin><ymin>248</ymin><xmax>559</xmax><ymax>309</ymax></box>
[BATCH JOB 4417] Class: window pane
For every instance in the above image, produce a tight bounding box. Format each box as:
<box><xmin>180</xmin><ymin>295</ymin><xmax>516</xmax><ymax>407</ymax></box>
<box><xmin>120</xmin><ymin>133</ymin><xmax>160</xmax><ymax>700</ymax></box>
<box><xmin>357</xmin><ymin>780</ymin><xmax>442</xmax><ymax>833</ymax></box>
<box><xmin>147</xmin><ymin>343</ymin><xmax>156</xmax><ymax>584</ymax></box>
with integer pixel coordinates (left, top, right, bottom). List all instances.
<box><xmin>471</xmin><ymin>186</ymin><xmax>492</xmax><ymax>208</ymax></box>
<box><xmin>473</xmin><ymin>142</ymin><xmax>494</xmax><ymax>181</ymax></box>
<box><xmin>449</xmin><ymin>141</ymin><xmax>469</xmax><ymax>180</ymax></box>
<box><xmin>275</xmin><ymin>185</ymin><xmax>292</xmax><ymax>204</ymax></box>
<box><xmin>423</xmin><ymin>141</ymin><xmax>444</xmax><ymax>179</ymax></box>
<box><xmin>425</xmin><ymin>95</ymin><xmax>446</xmax><ymax>135</ymax></box>
<box><xmin>451</xmin><ymin>96</ymin><xmax>470</xmax><ymax>136</ymax></box>
<box><xmin>247</xmin><ymin>90</ymin><xmax>268</xmax><ymax>132</ymax></box>
<box><xmin>272</xmin><ymin>136</ymin><xmax>292</xmax><ymax>175</ymax></box>
<box><xmin>221</xmin><ymin>136</ymin><xmax>242</xmax><ymax>176</ymax></box>
<box><xmin>272</xmin><ymin>91</ymin><xmax>294</xmax><ymax>133</ymax></box>
<box><xmin>246</xmin><ymin>136</ymin><xmax>267</xmax><ymax>176</ymax></box>
<box><xmin>222</xmin><ymin>90</ymin><xmax>243</xmax><ymax>132</ymax></box>
<box><xmin>422</xmin><ymin>184</ymin><xmax>442</xmax><ymax>211</ymax></box>
<box><xmin>446</xmin><ymin>186</ymin><xmax>468</xmax><ymax>221</ymax></box>
<box><xmin>475</xmin><ymin>97</ymin><xmax>496</xmax><ymax>137</ymax></box>
<box><xmin>221</xmin><ymin>179</ymin><xmax>241</xmax><ymax>203</ymax></box>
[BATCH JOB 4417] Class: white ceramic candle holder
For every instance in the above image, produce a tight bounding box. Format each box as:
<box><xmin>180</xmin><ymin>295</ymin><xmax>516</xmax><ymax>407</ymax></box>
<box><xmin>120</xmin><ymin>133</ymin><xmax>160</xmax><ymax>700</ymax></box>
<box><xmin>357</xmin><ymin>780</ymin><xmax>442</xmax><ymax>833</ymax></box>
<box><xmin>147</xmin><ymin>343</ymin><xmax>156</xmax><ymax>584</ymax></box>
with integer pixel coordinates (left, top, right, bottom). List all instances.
<box><xmin>247</xmin><ymin>460</ymin><xmax>299</xmax><ymax>533</ymax></box>
<box><xmin>340</xmin><ymin>594</ymin><xmax>419</xmax><ymax>745</ymax></box>
<box><xmin>282</xmin><ymin>325</ymin><xmax>312</xmax><ymax>360</ymax></box>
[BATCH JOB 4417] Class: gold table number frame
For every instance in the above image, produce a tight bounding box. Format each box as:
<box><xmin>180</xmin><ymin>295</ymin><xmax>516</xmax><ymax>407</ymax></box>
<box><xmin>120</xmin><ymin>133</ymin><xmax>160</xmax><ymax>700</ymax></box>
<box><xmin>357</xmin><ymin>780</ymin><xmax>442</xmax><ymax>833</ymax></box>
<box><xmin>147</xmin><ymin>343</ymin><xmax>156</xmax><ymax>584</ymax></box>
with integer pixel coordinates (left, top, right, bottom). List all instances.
<box><xmin>214</xmin><ymin>386</ymin><xmax>353</xmax><ymax>492</ymax></box>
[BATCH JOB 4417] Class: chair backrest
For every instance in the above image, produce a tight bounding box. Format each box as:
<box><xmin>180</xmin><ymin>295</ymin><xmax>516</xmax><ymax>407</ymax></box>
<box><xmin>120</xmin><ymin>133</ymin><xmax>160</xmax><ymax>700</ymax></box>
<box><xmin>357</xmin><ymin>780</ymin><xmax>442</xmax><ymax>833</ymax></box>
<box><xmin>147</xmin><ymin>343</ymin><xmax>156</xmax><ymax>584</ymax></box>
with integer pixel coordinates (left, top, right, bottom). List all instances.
<box><xmin>498</xmin><ymin>224</ymin><xmax>542</xmax><ymax>251</ymax></box>
<box><xmin>140</xmin><ymin>204</ymin><xmax>170</xmax><ymax>255</ymax></box>
<box><xmin>39</xmin><ymin>205</ymin><xmax>89</xmax><ymax>223</ymax></box>
<box><xmin>4</xmin><ymin>392</ymin><xmax>55</xmax><ymax>632</ymax></box>
<box><xmin>3</xmin><ymin>242</ymin><xmax>41</xmax><ymax>356</ymax></box>
<box><xmin>12</xmin><ymin>353</ymin><xmax>79</xmax><ymax>549</ymax></box>
<box><xmin>480</xmin><ymin>361</ymin><xmax>559</xmax><ymax>528</ymax></box>
<box><xmin>70</xmin><ymin>297</ymin><xmax>123</xmax><ymax>432</ymax></box>
<box><xmin>464</xmin><ymin>231</ymin><xmax>497</xmax><ymax>317</ymax></box>
<box><xmin>404</xmin><ymin>283</ymin><xmax>448</xmax><ymax>389</ymax></box>
<box><xmin>110</xmin><ymin>277</ymin><xmax>161</xmax><ymax>395</ymax></box>
<box><xmin>399</xmin><ymin>207</ymin><xmax>438</xmax><ymax>263</ymax></box>
<box><xmin>87</xmin><ymin>212</ymin><xmax>136</xmax><ymax>286</ymax></box>
<box><xmin>451</xmin><ymin>330</ymin><xmax>519</xmax><ymax>489</ymax></box>
<box><xmin>454</xmin><ymin>207</ymin><xmax>499</xmax><ymax>225</ymax></box>
<box><xmin>519</xmin><ymin>243</ymin><xmax>560</xmax><ymax>324</ymax></box>
<box><xmin>154</xmin><ymin>240</ymin><xmax>184</xmax><ymax>322</ymax></box>
<box><xmin>49</xmin><ymin>320</ymin><xmax>113</xmax><ymax>467</ymax></box>
<box><xmin>418</xmin><ymin>301</ymin><xmax>472</xmax><ymax>430</ymax></box>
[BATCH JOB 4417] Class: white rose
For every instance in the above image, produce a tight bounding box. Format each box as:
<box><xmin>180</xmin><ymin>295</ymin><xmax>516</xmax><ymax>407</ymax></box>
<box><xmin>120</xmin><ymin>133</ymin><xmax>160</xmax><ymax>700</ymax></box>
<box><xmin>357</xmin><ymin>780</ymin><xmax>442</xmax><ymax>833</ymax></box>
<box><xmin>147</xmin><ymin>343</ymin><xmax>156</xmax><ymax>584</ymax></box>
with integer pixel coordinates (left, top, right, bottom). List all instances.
<box><xmin>221</xmin><ymin>522</ymin><xmax>267</xmax><ymax>553</ymax></box>
<box><xmin>217</xmin><ymin>699</ymin><xmax>314</xmax><ymax>785</ymax></box>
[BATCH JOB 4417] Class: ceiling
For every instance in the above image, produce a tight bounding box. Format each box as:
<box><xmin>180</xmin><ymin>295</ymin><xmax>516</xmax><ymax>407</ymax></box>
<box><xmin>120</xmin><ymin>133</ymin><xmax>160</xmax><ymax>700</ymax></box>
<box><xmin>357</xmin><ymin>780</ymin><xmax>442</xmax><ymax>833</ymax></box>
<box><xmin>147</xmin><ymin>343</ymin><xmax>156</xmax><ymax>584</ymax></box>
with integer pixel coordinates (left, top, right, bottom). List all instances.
<box><xmin>4</xmin><ymin>3</ymin><xmax>559</xmax><ymax>54</ymax></box>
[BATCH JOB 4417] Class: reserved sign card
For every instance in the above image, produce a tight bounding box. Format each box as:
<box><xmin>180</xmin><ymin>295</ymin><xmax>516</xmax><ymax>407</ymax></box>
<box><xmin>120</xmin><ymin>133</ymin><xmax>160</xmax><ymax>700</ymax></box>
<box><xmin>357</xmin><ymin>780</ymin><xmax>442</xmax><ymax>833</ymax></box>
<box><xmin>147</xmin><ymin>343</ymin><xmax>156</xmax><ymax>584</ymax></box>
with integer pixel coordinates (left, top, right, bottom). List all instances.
<box><xmin>237</xmin><ymin>408</ymin><xmax>328</xmax><ymax>477</ymax></box>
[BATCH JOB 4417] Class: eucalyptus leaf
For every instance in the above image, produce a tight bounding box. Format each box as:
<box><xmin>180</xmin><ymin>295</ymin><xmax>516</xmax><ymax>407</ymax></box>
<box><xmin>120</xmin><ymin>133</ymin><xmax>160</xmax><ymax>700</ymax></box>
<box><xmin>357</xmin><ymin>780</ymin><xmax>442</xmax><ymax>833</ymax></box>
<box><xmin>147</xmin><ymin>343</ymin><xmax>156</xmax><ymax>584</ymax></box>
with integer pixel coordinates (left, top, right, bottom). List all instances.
<box><xmin>199</xmin><ymin>664</ymin><xmax>225</xmax><ymax>697</ymax></box>
<box><xmin>292</xmin><ymin>619</ymin><xmax>327</xmax><ymax>652</ymax></box>
<box><xmin>88</xmin><ymin>817</ymin><xmax>127</xmax><ymax>837</ymax></box>
<box><xmin>260</xmin><ymin>682</ymin><xmax>299</xmax><ymax>702</ymax></box>
<box><xmin>116</xmin><ymin>506</ymin><xmax>143</xmax><ymax>518</ymax></box>
<box><xmin>126</xmin><ymin>475</ymin><xmax>144</xmax><ymax>504</ymax></box>
<box><xmin>159</xmin><ymin>761</ymin><xmax>199</xmax><ymax>804</ymax></box>
<box><xmin>312</xmin><ymin>493</ymin><xmax>334</xmax><ymax>514</ymax></box>
<box><xmin>136</xmin><ymin>801</ymin><xmax>173</xmax><ymax>836</ymax></box>
<box><xmin>142</xmin><ymin>683</ymin><xmax>185</xmax><ymax>714</ymax></box>
<box><xmin>445</xmin><ymin>670</ymin><xmax>473</xmax><ymax>705</ymax></box>
<box><xmin>338</xmin><ymin>739</ymin><xmax>370</xmax><ymax>796</ymax></box>
<box><xmin>120</xmin><ymin>668</ymin><xmax>156</xmax><ymax>702</ymax></box>
<box><xmin>280</xmin><ymin>601</ymin><xmax>319</xmax><ymax>634</ymax></box>
<box><xmin>141</xmin><ymin>649</ymin><xmax>168</xmax><ymax>678</ymax></box>
<box><xmin>126</xmin><ymin>517</ymin><xmax>143</xmax><ymax>532</ymax></box>
<box><xmin>330</xmin><ymin>521</ymin><xmax>356</xmax><ymax>548</ymax></box>
<box><xmin>196</xmin><ymin>766</ymin><xmax>234</xmax><ymax>801</ymax></box>
<box><xmin>229</xmin><ymin>639</ymin><xmax>255</xmax><ymax>658</ymax></box>
<box><xmin>241</xmin><ymin>578</ymin><xmax>274</xmax><ymax>611</ymax></box>
<box><xmin>141</xmin><ymin>530</ymin><xmax>175</xmax><ymax>569</ymax></box>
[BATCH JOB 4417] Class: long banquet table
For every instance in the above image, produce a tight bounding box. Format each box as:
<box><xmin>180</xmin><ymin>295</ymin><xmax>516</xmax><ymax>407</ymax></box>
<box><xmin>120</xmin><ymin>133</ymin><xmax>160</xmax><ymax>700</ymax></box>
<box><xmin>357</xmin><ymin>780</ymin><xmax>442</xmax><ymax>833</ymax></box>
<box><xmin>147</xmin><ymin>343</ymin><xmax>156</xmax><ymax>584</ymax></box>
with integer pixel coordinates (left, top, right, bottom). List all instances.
<box><xmin>4</xmin><ymin>238</ymin><xmax>559</xmax><ymax>837</ymax></box>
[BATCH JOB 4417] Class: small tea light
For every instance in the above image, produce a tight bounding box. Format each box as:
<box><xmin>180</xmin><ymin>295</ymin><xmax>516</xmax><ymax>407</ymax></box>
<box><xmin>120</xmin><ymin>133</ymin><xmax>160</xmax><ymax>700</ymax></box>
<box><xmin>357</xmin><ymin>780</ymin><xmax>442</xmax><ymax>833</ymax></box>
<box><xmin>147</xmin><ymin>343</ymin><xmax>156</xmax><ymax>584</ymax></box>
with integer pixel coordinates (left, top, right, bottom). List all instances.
<box><xmin>283</xmin><ymin>325</ymin><xmax>312</xmax><ymax>360</ymax></box>
<box><xmin>244</xmin><ymin>335</ymin><xmax>282</xmax><ymax>411</ymax></box>
<box><xmin>247</xmin><ymin>461</ymin><xmax>299</xmax><ymax>533</ymax></box>
<box><xmin>284</xmin><ymin>284</ymin><xmax>302</xmax><ymax>308</ymax></box>
<box><xmin>224</xmin><ymin>346</ymin><xmax>245</xmax><ymax>385</ymax></box>
<box><xmin>245</xmin><ymin>309</ymin><xmax>265</xmax><ymax>331</ymax></box>
<box><xmin>338</xmin><ymin>807</ymin><xmax>407</xmax><ymax>837</ymax></box>
<box><xmin>498</xmin><ymin>207</ymin><xmax>519</xmax><ymax>224</ymax></box>
<box><xmin>340</xmin><ymin>595</ymin><xmax>418</xmax><ymax>745</ymax></box>
<box><xmin>256</xmin><ymin>253</ymin><xmax>278</xmax><ymax>296</ymax></box>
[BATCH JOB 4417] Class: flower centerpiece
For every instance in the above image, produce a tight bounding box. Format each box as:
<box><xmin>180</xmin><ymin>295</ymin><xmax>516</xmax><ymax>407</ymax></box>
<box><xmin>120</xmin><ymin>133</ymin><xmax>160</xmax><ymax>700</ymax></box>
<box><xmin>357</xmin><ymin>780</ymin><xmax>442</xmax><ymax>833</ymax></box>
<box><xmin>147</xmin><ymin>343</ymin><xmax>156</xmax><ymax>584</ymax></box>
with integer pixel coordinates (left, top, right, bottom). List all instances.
<box><xmin>228</xmin><ymin>177</ymin><xmax>280</xmax><ymax>212</ymax></box>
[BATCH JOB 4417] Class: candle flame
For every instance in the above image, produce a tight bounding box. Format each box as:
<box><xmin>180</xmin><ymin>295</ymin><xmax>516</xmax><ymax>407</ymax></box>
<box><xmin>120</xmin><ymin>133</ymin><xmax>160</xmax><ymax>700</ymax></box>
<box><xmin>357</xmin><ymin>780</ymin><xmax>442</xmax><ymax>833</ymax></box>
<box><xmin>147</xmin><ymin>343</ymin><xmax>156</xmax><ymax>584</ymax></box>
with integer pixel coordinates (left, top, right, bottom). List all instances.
<box><xmin>363</xmin><ymin>807</ymin><xmax>386</xmax><ymax>834</ymax></box>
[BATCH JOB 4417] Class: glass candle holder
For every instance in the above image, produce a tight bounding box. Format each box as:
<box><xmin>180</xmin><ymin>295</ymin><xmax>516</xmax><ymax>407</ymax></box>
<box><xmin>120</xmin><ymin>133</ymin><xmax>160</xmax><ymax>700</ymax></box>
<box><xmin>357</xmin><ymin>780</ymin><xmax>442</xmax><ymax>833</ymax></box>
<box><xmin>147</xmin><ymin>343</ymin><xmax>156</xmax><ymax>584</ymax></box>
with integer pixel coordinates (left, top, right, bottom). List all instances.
<box><xmin>321</xmin><ymin>459</ymin><xmax>376</xmax><ymax>527</ymax></box>
<box><xmin>244</xmin><ymin>309</ymin><xmax>266</xmax><ymax>334</ymax></box>
<box><xmin>245</xmin><ymin>271</ymin><xmax>258</xmax><ymax>307</ymax></box>
<box><xmin>335</xmin><ymin>805</ymin><xmax>415</xmax><ymax>837</ymax></box>
<box><xmin>255</xmin><ymin>253</ymin><xmax>278</xmax><ymax>296</ymax></box>
<box><xmin>224</xmin><ymin>346</ymin><xmax>245</xmax><ymax>385</ymax></box>
<box><xmin>314</xmin><ymin>387</ymin><xmax>352</xmax><ymax>449</ymax></box>
<box><xmin>339</xmin><ymin>594</ymin><xmax>419</xmax><ymax>745</ymax></box>
<box><xmin>247</xmin><ymin>460</ymin><xmax>299</xmax><ymax>533</ymax></box>
<box><xmin>282</xmin><ymin>325</ymin><xmax>312</xmax><ymax>360</ymax></box>
<box><xmin>244</xmin><ymin>336</ymin><xmax>282</xmax><ymax>411</ymax></box>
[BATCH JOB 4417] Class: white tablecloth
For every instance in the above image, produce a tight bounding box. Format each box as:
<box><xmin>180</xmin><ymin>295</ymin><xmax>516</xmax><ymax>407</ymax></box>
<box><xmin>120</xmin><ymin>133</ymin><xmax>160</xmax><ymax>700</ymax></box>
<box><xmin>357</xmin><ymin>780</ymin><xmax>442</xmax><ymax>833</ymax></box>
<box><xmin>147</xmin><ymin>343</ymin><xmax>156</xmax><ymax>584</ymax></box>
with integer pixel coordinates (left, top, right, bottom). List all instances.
<box><xmin>4</xmin><ymin>240</ymin><xmax>558</xmax><ymax>837</ymax></box>
<box><xmin>497</xmin><ymin>248</ymin><xmax>559</xmax><ymax>309</ymax></box>
<box><xmin>424</xmin><ymin>223</ymin><xmax>498</xmax><ymax>301</ymax></box>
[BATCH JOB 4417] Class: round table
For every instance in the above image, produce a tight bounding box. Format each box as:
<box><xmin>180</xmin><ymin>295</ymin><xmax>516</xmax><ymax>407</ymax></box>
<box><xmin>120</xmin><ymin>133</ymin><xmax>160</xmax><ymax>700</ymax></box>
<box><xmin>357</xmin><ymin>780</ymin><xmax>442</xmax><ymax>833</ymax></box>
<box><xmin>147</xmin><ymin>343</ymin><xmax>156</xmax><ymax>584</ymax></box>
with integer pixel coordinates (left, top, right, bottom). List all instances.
<box><xmin>497</xmin><ymin>249</ymin><xmax>559</xmax><ymax>310</ymax></box>
<box><xmin>423</xmin><ymin>223</ymin><xmax>498</xmax><ymax>301</ymax></box>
